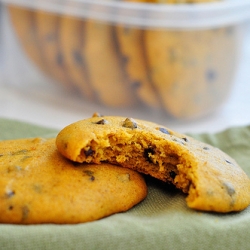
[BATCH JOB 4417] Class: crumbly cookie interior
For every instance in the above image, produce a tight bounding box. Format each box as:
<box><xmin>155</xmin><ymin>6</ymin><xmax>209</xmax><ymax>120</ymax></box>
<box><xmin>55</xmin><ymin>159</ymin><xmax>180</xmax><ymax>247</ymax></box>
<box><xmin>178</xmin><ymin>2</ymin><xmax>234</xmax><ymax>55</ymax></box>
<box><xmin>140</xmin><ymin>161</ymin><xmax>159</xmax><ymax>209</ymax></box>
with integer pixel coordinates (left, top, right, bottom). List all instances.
<box><xmin>78</xmin><ymin>130</ymin><xmax>193</xmax><ymax>193</ymax></box>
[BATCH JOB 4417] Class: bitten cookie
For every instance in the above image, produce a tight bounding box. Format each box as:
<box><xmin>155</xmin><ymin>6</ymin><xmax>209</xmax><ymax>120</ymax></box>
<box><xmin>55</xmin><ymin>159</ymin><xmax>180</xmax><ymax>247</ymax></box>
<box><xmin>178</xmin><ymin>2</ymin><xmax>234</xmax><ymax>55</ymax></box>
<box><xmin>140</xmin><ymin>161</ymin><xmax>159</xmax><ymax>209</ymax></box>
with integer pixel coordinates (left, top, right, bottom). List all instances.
<box><xmin>0</xmin><ymin>138</ymin><xmax>147</xmax><ymax>224</ymax></box>
<box><xmin>56</xmin><ymin>114</ymin><xmax>250</xmax><ymax>213</ymax></box>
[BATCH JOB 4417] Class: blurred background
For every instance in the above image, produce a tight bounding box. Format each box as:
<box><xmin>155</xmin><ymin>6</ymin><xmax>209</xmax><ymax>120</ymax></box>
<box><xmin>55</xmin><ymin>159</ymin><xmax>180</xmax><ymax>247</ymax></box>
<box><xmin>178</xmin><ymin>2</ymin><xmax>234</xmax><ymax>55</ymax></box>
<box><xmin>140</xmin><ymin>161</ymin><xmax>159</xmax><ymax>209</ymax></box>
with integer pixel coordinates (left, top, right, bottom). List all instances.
<box><xmin>0</xmin><ymin>0</ymin><xmax>250</xmax><ymax>134</ymax></box>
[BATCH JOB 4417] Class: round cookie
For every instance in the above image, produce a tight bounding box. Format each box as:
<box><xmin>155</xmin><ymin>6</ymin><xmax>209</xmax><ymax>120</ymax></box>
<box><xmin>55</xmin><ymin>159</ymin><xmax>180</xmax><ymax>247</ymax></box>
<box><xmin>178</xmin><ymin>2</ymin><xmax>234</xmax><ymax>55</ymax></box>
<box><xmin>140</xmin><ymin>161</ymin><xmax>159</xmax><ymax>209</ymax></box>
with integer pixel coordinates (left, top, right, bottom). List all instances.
<box><xmin>116</xmin><ymin>25</ymin><xmax>160</xmax><ymax>109</ymax></box>
<box><xmin>142</xmin><ymin>0</ymin><xmax>237</xmax><ymax>118</ymax></box>
<box><xmin>34</xmin><ymin>10</ymin><xmax>71</xmax><ymax>88</ymax></box>
<box><xmin>144</xmin><ymin>26</ymin><xmax>237</xmax><ymax>118</ymax></box>
<box><xmin>83</xmin><ymin>19</ymin><xmax>136</xmax><ymax>107</ymax></box>
<box><xmin>59</xmin><ymin>15</ymin><xmax>96</xmax><ymax>99</ymax></box>
<box><xmin>0</xmin><ymin>137</ymin><xmax>147</xmax><ymax>224</ymax></box>
<box><xmin>115</xmin><ymin>0</ymin><xmax>160</xmax><ymax>109</ymax></box>
<box><xmin>56</xmin><ymin>114</ymin><xmax>250</xmax><ymax>213</ymax></box>
<box><xmin>8</xmin><ymin>7</ymin><xmax>49</xmax><ymax>76</ymax></box>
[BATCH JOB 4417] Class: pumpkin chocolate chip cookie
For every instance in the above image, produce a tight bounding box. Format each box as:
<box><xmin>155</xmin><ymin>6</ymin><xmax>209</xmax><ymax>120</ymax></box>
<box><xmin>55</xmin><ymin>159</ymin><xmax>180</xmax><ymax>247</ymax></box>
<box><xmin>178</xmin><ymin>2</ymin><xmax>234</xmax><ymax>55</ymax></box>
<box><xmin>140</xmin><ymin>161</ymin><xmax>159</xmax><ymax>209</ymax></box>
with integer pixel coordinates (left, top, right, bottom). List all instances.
<box><xmin>0</xmin><ymin>137</ymin><xmax>147</xmax><ymax>224</ymax></box>
<box><xmin>56</xmin><ymin>114</ymin><xmax>250</xmax><ymax>213</ymax></box>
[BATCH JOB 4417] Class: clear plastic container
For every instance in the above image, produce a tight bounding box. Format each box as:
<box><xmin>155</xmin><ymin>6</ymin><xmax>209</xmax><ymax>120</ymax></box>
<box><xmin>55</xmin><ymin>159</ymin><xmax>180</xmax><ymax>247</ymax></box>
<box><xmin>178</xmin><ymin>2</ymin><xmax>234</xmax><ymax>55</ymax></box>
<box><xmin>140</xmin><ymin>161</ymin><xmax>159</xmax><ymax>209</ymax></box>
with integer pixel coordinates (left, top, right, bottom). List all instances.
<box><xmin>0</xmin><ymin>0</ymin><xmax>250</xmax><ymax>119</ymax></box>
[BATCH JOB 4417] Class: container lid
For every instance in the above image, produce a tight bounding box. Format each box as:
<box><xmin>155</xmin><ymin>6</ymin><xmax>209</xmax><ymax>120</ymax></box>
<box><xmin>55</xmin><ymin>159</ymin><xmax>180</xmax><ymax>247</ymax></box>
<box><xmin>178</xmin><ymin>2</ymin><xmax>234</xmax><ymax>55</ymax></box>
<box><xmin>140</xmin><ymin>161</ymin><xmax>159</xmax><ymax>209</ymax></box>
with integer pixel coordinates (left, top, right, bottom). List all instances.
<box><xmin>1</xmin><ymin>0</ymin><xmax>250</xmax><ymax>29</ymax></box>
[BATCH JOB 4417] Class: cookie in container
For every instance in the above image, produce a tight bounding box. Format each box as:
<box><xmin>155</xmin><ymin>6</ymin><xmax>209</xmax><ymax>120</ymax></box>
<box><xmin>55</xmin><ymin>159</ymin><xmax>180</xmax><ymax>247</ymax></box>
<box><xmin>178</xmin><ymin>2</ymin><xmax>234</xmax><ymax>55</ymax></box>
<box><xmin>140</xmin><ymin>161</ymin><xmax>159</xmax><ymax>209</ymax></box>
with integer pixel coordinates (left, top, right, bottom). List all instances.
<box><xmin>1</xmin><ymin>0</ymin><xmax>250</xmax><ymax>118</ymax></box>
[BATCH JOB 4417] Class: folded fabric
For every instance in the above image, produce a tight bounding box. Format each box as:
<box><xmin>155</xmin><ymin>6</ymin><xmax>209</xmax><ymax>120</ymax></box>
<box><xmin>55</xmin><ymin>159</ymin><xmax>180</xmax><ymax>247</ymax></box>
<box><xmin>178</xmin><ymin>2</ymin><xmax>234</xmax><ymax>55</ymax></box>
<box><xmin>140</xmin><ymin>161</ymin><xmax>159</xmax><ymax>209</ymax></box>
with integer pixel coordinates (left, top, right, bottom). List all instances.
<box><xmin>0</xmin><ymin>118</ymin><xmax>250</xmax><ymax>250</ymax></box>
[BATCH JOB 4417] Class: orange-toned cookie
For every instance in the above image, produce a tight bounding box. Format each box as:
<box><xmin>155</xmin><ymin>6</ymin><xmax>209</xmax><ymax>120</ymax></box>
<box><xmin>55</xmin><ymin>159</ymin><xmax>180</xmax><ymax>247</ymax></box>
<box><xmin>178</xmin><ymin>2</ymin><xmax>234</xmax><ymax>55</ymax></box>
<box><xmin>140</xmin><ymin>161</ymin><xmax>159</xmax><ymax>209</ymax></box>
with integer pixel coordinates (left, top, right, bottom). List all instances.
<box><xmin>59</xmin><ymin>15</ymin><xmax>96</xmax><ymax>99</ymax></box>
<box><xmin>56</xmin><ymin>114</ymin><xmax>250</xmax><ymax>213</ymax></box>
<box><xmin>8</xmin><ymin>6</ymin><xmax>49</xmax><ymax>75</ymax></box>
<box><xmin>144</xmin><ymin>26</ymin><xmax>237</xmax><ymax>118</ymax></box>
<box><xmin>0</xmin><ymin>138</ymin><xmax>147</xmax><ymax>224</ymax></box>
<box><xmin>83</xmin><ymin>19</ymin><xmax>137</xmax><ymax>107</ymax></box>
<box><xmin>34</xmin><ymin>10</ymin><xmax>71</xmax><ymax>88</ymax></box>
<box><xmin>116</xmin><ymin>25</ymin><xmax>160</xmax><ymax>109</ymax></box>
<box><xmin>115</xmin><ymin>0</ymin><xmax>160</xmax><ymax>109</ymax></box>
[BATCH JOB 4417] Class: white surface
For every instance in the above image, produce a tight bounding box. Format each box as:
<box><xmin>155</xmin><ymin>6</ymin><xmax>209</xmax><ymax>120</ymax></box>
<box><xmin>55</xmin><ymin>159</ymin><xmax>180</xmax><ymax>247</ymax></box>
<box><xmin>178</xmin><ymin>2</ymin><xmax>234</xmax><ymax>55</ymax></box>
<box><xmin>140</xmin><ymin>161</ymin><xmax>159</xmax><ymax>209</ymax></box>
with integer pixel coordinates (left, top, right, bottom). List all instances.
<box><xmin>0</xmin><ymin>7</ymin><xmax>250</xmax><ymax>134</ymax></box>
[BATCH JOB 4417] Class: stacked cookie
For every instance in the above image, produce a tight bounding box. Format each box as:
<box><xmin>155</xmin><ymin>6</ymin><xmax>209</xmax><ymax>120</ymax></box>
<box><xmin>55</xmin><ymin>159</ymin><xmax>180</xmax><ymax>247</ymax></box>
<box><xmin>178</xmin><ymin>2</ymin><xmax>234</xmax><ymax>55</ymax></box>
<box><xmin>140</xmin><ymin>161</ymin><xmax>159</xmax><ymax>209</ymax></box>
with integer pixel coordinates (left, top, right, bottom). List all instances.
<box><xmin>8</xmin><ymin>0</ymin><xmax>236</xmax><ymax>119</ymax></box>
<box><xmin>1</xmin><ymin>114</ymin><xmax>250</xmax><ymax>224</ymax></box>
<box><xmin>0</xmin><ymin>137</ymin><xmax>147</xmax><ymax>224</ymax></box>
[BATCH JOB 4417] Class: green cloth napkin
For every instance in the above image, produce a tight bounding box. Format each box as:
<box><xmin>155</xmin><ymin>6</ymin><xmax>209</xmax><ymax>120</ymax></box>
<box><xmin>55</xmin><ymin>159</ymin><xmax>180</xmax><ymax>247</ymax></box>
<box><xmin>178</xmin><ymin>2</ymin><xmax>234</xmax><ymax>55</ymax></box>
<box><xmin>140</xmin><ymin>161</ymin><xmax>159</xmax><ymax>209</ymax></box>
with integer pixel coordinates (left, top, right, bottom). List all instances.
<box><xmin>1</xmin><ymin>118</ymin><xmax>250</xmax><ymax>250</ymax></box>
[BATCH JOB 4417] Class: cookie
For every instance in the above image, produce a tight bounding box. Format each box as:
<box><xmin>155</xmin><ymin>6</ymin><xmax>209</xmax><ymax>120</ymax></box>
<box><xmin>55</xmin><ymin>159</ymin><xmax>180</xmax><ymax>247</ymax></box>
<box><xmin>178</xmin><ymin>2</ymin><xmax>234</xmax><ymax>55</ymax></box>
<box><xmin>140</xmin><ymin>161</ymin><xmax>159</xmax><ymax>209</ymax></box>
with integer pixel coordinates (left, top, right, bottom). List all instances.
<box><xmin>8</xmin><ymin>7</ymin><xmax>49</xmax><ymax>76</ymax></box>
<box><xmin>56</xmin><ymin>114</ymin><xmax>250</xmax><ymax>213</ymax></box>
<box><xmin>34</xmin><ymin>10</ymin><xmax>71</xmax><ymax>88</ymax></box>
<box><xmin>116</xmin><ymin>25</ymin><xmax>160</xmax><ymax>109</ymax></box>
<box><xmin>115</xmin><ymin>0</ymin><xmax>160</xmax><ymax>109</ymax></box>
<box><xmin>144</xmin><ymin>23</ymin><xmax>237</xmax><ymax>118</ymax></box>
<box><xmin>59</xmin><ymin>15</ymin><xmax>95</xmax><ymax>99</ymax></box>
<box><xmin>0</xmin><ymin>137</ymin><xmax>147</xmax><ymax>224</ymax></box>
<box><xmin>83</xmin><ymin>19</ymin><xmax>136</xmax><ymax>107</ymax></box>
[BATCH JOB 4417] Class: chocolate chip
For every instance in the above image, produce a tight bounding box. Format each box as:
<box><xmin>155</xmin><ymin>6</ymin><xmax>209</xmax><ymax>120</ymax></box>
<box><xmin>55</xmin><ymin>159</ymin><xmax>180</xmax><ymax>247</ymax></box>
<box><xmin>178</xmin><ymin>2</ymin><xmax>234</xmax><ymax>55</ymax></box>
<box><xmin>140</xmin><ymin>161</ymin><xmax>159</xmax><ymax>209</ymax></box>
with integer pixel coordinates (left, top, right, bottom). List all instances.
<box><xmin>83</xmin><ymin>170</ymin><xmax>95</xmax><ymax>181</ymax></box>
<box><xmin>84</xmin><ymin>148</ymin><xmax>94</xmax><ymax>157</ymax></box>
<box><xmin>89</xmin><ymin>176</ymin><xmax>95</xmax><ymax>181</ymax></box>
<box><xmin>73</xmin><ymin>50</ymin><xmax>84</xmax><ymax>64</ymax></box>
<box><xmin>144</xmin><ymin>147</ymin><xmax>155</xmax><ymax>163</ymax></box>
<box><xmin>158</xmin><ymin>127</ymin><xmax>170</xmax><ymax>135</ymax></box>
<box><xmin>6</xmin><ymin>190</ymin><xmax>15</xmax><ymax>198</ymax></box>
<box><xmin>203</xmin><ymin>146</ymin><xmax>210</xmax><ymax>150</ymax></box>
<box><xmin>172</xmin><ymin>138</ymin><xmax>185</xmax><ymax>145</ymax></box>
<box><xmin>225</xmin><ymin>159</ymin><xmax>233</xmax><ymax>165</ymax></box>
<box><xmin>8</xmin><ymin>205</ymin><xmax>14</xmax><ymax>210</ymax></box>
<box><xmin>223</xmin><ymin>182</ymin><xmax>235</xmax><ymax>196</ymax></box>
<box><xmin>206</xmin><ymin>69</ymin><xmax>217</xmax><ymax>82</ymax></box>
<box><xmin>132</xmin><ymin>81</ymin><xmax>141</xmax><ymax>90</ymax></box>
<box><xmin>169</xmin><ymin>171</ymin><xmax>177</xmax><ymax>179</ymax></box>
<box><xmin>95</xmin><ymin>119</ymin><xmax>108</xmax><ymax>125</ymax></box>
<box><xmin>122</xmin><ymin>118</ymin><xmax>137</xmax><ymax>129</ymax></box>
<box><xmin>182</xmin><ymin>137</ymin><xmax>189</xmax><ymax>142</ymax></box>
